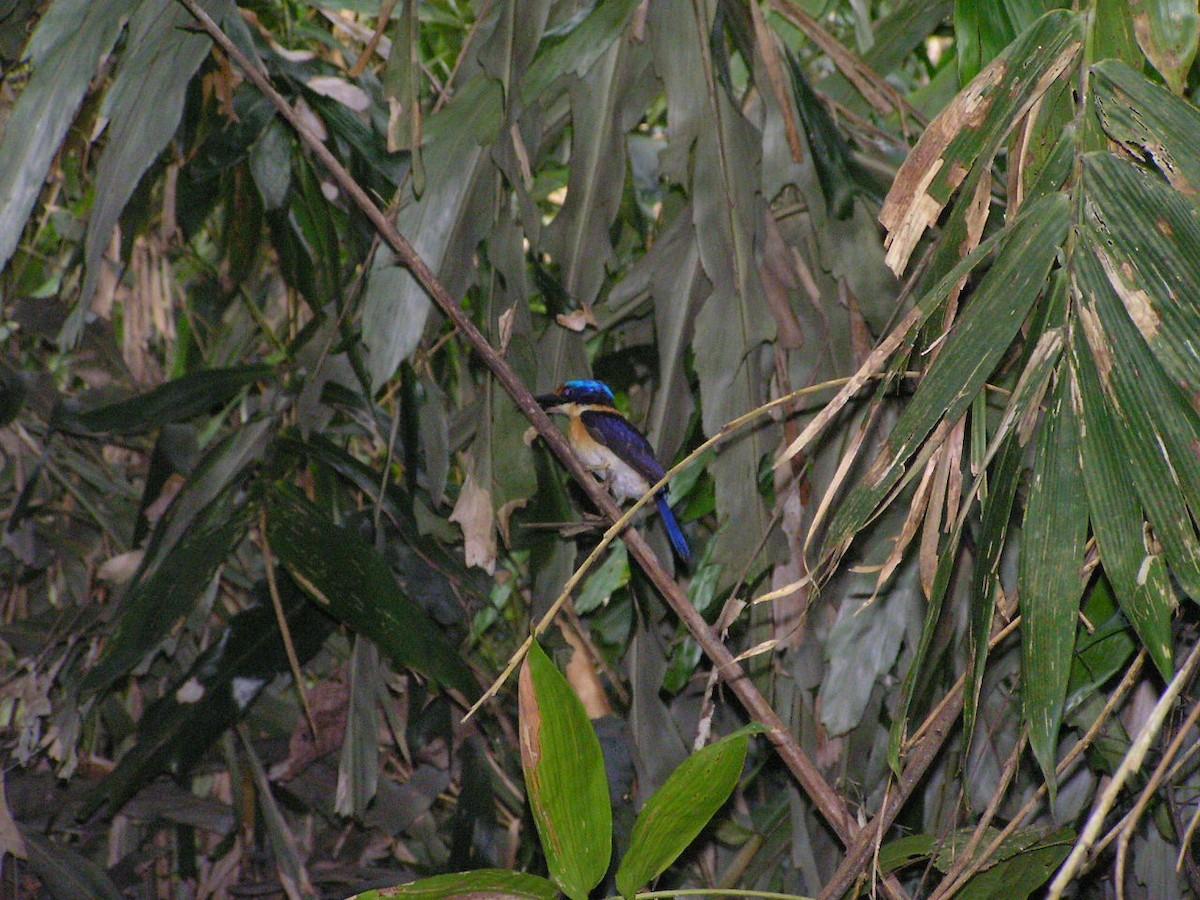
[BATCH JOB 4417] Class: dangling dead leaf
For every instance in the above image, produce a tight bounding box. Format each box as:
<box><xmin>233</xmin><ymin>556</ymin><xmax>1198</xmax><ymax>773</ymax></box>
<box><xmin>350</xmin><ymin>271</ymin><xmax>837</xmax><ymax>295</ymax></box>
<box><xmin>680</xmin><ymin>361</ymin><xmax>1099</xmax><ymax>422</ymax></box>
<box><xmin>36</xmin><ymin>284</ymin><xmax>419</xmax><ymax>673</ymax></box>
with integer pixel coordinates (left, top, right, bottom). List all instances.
<box><xmin>450</xmin><ymin>454</ymin><xmax>497</xmax><ymax>574</ymax></box>
<box><xmin>559</xmin><ymin>621</ymin><xmax>612</xmax><ymax>719</ymax></box>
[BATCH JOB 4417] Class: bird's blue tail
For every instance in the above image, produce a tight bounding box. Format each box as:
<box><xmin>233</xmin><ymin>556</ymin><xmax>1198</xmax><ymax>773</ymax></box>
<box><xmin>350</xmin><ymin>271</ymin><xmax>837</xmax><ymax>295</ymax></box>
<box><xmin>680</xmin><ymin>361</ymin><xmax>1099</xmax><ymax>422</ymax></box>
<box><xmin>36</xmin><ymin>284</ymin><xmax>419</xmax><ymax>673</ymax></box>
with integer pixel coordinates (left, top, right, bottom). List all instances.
<box><xmin>655</xmin><ymin>492</ymin><xmax>691</xmax><ymax>564</ymax></box>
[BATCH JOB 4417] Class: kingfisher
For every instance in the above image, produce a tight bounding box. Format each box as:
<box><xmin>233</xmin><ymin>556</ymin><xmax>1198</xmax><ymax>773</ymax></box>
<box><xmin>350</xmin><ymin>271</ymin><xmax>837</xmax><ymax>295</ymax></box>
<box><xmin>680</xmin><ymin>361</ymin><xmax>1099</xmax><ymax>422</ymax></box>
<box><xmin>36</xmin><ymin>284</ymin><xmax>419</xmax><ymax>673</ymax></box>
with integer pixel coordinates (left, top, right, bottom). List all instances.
<box><xmin>537</xmin><ymin>379</ymin><xmax>691</xmax><ymax>564</ymax></box>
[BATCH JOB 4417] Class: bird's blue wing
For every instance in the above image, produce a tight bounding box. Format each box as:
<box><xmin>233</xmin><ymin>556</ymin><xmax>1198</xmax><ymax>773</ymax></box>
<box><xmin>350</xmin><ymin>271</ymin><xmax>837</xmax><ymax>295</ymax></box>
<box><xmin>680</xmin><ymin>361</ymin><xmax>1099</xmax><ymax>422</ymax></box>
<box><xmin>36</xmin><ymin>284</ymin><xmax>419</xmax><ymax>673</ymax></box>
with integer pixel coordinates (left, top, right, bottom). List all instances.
<box><xmin>581</xmin><ymin>409</ymin><xmax>690</xmax><ymax>563</ymax></box>
<box><xmin>579</xmin><ymin>409</ymin><xmax>666</xmax><ymax>484</ymax></box>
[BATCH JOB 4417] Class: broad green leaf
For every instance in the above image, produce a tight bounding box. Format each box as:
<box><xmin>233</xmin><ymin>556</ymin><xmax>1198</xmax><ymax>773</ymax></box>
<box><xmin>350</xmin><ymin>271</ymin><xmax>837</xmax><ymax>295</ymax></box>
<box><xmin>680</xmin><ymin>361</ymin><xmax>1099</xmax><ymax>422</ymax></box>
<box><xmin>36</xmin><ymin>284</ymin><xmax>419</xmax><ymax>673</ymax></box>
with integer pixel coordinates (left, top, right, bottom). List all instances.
<box><xmin>1069</xmin><ymin>324</ymin><xmax>1174</xmax><ymax>678</ymax></box>
<box><xmin>574</xmin><ymin>542</ymin><xmax>629</xmax><ymax>615</ymax></box>
<box><xmin>954</xmin><ymin>826</ymin><xmax>1074</xmax><ymax>899</ymax></box>
<box><xmin>1091</xmin><ymin>0</ymin><xmax>1141</xmax><ymax>65</ymax></box>
<box><xmin>1020</xmin><ymin>369</ymin><xmax>1087</xmax><ymax>798</ymax></box>
<box><xmin>248</xmin><ymin>117</ymin><xmax>292</xmax><ymax>211</ymax></box>
<box><xmin>519</xmin><ymin>641</ymin><xmax>611</xmax><ymax>900</ymax></box>
<box><xmin>881</xmin><ymin>824</ymin><xmax>1072</xmax><ymax>887</ymax></box>
<box><xmin>824</xmin><ymin>192</ymin><xmax>1070</xmax><ymax>559</ymax></box>
<box><xmin>542</xmin><ymin>31</ymin><xmax>648</xmax><ymax>308</ymax></box>
<box><xmin>1092</xmin><ymin>59</ymin><xmax>1200</xmax><ymax>196</ymax></box>
<box><xmin>820</xmin><ymin>577</ymin><xmax>914</xmax><ymax>737</ymax></box>
<box><xmin>21</xmin><ymin>830</ymin><xmax>125</xmax><ymax>900</ymax></box>
<box><xmin>267</xmin><ymin>486</ymin><xmax>477</xmax><ymax>697</ymax></box>
<box><xmin>79</xmin><ymin>0</ymin><xmax>228</xmax><ymax>323</ymax></box>
<box><xmin>52</xmin><ymin>365</ymin><xmax>273</xmax><ymax>436</ymax></box>
<box><xmin>81</xmin><ymin>579</ymin><xmax>333</xmax><ymax>819</ymax></box>
<box><xmin>615</xmin><ymin>724</ymin><xmax>763</xmax><ymax>899</ymax></box>
<box><xmin>1129</xmin><ymin>0</ymin><xmax>1199</xmax><ymax>94</ymax></box>
<box><xmin>519</xmin><ymin>0</ymin><xmax>642</xmax><ymax>104</ymax></box>
<box><xmin>0</xmin><ymin>0</ymin><xmax>128</xmax><ymax>271</ymax></box>
<box><xmin>347</xmin><ymin>869</ymin><xmax>558</xmax><ymax>899</ymax></box>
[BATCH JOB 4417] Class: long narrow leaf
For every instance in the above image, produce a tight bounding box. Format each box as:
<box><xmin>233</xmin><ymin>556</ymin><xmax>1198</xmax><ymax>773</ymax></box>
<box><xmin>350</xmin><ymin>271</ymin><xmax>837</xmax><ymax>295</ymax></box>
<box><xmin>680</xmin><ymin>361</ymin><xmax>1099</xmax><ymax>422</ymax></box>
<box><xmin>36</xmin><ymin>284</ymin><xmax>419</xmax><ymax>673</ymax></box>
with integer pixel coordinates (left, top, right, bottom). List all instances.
<box><xmin>1020</xmin><ymin>368</ymin><xmax>1087</xmax><ymax>798</ymax></box>
<box><xmin>1069</xmin><ymin>324</ymin><xmax>1174</xmax><ymax>678</ymax></box>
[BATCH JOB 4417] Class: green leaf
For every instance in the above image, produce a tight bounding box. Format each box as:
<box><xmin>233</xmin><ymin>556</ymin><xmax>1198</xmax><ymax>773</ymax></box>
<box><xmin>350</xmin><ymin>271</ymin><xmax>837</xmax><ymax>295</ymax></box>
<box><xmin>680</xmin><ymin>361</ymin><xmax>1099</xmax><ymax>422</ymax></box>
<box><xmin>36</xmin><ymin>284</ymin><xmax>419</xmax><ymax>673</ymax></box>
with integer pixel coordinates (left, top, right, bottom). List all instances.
<box><xmin>362</xmin><ymin>76</ymin><xmax>501</xmax><ymax>388</ymax></box>
<box><xmin>689</xmin><ymin>37</ymin><xmax>779</xmax><ymax>579</ymax></box>
<box><xmin>574</xmin><ymin>542</ymin><xmax>630</xmax><ymax>615</ymax></box>
<box><xmin>0</xmin><ymin>0</ymin><xmax>128</xmax><ymax>271</ymax></box>
<box><xmin>615</xmin><ymin>724</ymin><xmax>763</xmax><ymax>898</ymax></box>
<box><xmin>1069</xmin><ymin>323</ymin><xmax>1174</xmax><ymax>678</ymax></box>
<box><xmin>21</xmin><ymin>830</ymin><xmax>125</xmax><ymax>900</ymax></box>
<box><xmin>1078</xmin><ymin>147</ymin><xmax>1200</xmax><ymax>400</ymax></box>
<box><xmin>518</xmin><ymin>641</ymin><xmax>611</xmax><ymax>900</ymax></box>
<box><xmin>267</xmin><ymin>486</ymin><xmax>477</xmax><ymax>698</ymax></box>
<box><xmin>1129</xmin><ymin>0</ymin><xmax>1199</xmax><ymax>94</ymax></box>
<box><xmin>953</xmin><ymin>826</ymin><xmax>1074</xmax><ymax>899</ymax></box>
<box><xmin>542</xmin><ymin>36</ymin><xmax>642</xmax><ymax>308</ymax></box>
<box><xmin>346</xmin><ymin>869</ymin><xmax>559</xmax><ymax>899</ymax></box>
<box><xmin>1020</xmin><ymin>369</ymin><xmax>1087</xmax><ymax>798</ymax></box>
<box><xmin>53</xmin><ymin>365</ymin><xmax>273</xmax><ymax>435</ymax></box>
<box><xmin>1092</xmin><ymin>59</ymin><xmax>1200</xmax><ymax>196</ymax></box>
<box><xmin>519</xmin><ymin>0</ymin><xmax>642</xmax><ymax>104</ymax></box>
<box><xmin>1066</xmin><ymin>577</ymin><xmax>1138</xmax><ymax>715</ymax></box>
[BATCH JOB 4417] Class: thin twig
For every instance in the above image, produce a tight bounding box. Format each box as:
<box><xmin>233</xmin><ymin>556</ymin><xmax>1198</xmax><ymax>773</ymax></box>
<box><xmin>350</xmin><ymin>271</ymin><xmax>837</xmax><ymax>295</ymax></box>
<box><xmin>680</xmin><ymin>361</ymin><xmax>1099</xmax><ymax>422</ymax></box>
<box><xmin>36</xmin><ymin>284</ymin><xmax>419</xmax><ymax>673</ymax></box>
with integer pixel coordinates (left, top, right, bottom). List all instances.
<box><xmin>933</xmin><ymin>651</ymin><xmax>1148</xmax><ymax>899</ymax></box>
<box><xmin>258</xmin><ymin>508</ymin><xmax>318</xmax><ymax>738</ymax></box>
<box><xmin>1050</xmin><ymin>641</ymin><xmax>1200</xmax><ymax>897</ymax></box>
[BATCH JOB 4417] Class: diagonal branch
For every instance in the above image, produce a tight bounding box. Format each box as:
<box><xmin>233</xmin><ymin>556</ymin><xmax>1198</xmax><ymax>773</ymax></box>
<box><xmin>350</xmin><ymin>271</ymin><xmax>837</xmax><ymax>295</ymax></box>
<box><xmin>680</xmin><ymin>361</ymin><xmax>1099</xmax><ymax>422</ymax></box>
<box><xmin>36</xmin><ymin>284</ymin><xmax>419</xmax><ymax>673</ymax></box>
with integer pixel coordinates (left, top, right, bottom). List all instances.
<box><xmin>173</xmin><ymin>2</ymin><xmax>905</xmax><ymax>894</ymax></box>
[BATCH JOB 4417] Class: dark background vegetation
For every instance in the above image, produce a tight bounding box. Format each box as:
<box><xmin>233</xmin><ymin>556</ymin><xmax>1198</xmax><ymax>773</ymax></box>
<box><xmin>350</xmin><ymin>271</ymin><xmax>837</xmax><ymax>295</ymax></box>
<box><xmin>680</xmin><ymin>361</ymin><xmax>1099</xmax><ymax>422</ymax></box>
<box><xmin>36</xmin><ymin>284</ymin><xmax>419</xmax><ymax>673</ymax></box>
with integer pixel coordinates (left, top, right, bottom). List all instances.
<box><xmin>3</xmin><ymin>0</ymin><xmax>1200</xmax><ymax>897</ymax></box>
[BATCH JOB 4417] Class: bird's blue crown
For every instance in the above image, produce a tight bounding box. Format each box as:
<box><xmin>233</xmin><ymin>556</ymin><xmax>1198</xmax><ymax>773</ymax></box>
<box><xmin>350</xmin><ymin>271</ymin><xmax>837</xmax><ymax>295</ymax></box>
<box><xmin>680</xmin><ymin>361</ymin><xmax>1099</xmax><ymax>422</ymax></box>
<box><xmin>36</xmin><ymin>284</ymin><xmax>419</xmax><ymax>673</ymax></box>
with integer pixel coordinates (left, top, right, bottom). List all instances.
<box><xmin>559</xmin><ymin>379</ymin><xmax>616</xmax><ymax>406</ymax></box>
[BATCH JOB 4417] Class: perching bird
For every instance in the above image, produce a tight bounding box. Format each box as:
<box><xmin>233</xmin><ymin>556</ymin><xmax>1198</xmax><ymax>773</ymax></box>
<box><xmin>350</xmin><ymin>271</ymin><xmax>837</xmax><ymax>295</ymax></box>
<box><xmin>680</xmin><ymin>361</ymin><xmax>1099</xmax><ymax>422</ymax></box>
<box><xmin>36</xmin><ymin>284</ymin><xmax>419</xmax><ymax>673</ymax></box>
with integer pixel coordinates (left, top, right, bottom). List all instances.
<box><xmin>537</xmin><ymin>379</ymin><xmax>691</xmax><ymax>564</ymax></box>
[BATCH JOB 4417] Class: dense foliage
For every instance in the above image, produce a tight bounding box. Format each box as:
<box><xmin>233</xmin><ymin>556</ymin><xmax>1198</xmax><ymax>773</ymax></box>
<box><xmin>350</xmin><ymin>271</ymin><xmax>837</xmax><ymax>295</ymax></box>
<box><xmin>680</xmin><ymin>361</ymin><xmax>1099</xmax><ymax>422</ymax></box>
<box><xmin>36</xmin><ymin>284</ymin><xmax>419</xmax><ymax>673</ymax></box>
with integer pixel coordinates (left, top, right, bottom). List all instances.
<box><xmin>3</xmin><ymin>0</ymin><xmax>1200</xmax><ymax>897</ymax></box>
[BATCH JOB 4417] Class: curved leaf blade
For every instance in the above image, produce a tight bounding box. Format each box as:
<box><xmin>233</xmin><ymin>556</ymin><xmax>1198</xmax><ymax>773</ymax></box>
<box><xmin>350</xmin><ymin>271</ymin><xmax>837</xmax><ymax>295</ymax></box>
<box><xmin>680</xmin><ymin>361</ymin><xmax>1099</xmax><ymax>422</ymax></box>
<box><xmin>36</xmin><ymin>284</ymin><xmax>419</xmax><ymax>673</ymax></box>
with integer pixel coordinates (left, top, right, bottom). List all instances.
<box><xmin>518</xmin><ymin>641</ymin><xmax>611</xmax><ymax>900</ymax></box>
<box><xmin>615</xmin><ymin>724</ymin><xmax>762</xmax><ymax>899</ymax></box>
